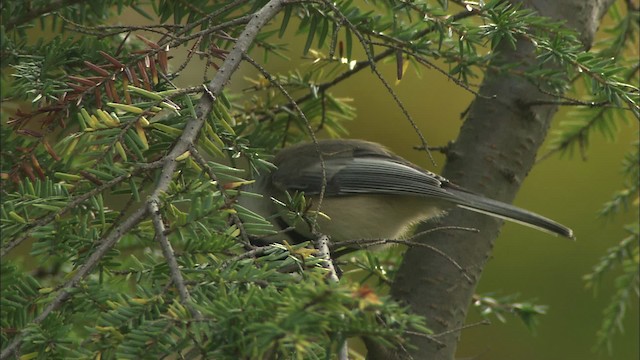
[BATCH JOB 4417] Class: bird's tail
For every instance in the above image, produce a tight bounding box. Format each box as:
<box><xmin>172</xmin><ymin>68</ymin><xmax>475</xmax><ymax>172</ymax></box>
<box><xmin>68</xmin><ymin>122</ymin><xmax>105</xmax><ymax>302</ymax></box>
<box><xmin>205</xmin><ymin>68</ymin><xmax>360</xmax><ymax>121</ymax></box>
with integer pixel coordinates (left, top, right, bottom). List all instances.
<box><xmin>450</xmin><ymin>190</ymin><xmax>575</xmax><ymax>239</ymax></box>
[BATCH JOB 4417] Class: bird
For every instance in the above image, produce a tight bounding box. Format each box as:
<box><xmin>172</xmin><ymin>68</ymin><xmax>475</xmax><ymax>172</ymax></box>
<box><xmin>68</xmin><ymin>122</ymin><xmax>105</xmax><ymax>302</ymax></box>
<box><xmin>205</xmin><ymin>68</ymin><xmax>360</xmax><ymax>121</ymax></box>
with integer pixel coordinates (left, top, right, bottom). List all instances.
<box><xmin>238</xmin><ymin>139</ymin><xmax>574</xmax><ymax>246</ymax></box>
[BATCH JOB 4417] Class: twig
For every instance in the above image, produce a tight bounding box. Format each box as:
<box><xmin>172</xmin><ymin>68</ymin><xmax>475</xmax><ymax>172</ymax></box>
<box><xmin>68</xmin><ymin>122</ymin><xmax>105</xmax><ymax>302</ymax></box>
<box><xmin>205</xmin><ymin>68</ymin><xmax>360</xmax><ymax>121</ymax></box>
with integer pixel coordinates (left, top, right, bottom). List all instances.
<box><xmin>402</xmin><ymin>321</ymin><xmax>484</xmax><ymax>350</ymax></box>
<box><xmin>427</xmin><ymin>319</ymin><xmax>491</xmax><ymax>338</ymax></box>
<box><xmin>400</xmin><ymin>319</ymin><xmax>491</xmax><ymax>351</ymax></box>
<box><xmin>58</xmin><ymin>14</ymin><xmax>183</xmax><ymax>39</ymax></box>
<box><xmin>188</xmin><ymin>145</ymin><xmax>252</xmax><ymax>247</ymax></box>
<box><xmin>149</xmin><ymin>200</ymin><xmax>203</xmax><ymax>320</ymax></box>
<box><xmin>221</xmin><ymin>246</ymin><xmax>274</xmax><ymax>269</ymax></box>
<box><xmin>314</xmin><ymin>235</ymin><xmax>340</xmax><ymax>282</ymax></box>
<box><xmin>157</xmin><ymin>0</ymin><xmax>251</xmax><ymax>47</ymax></box>
<box><xmin>323</xmin><ymin>0</ymin><xmax>436</xmax><ymax>165</ymax></box>
<box><xmin>313</xmin><ymin>235</ymin><xmax>348</xmax><ymax>359</ymax></box>
<box><xmin>242</xmin><ymin>54</ymin><xmax>328</xmax><ymax>236</ymax></box>
<box><xmin>331</xmin><ymin>226</ymin><xmax>479</xmax><ymax>283</ymax></box>
<box><xmin>5</xmin><ymin>0</ymin><xmax>84</xmax><ymax>31</ymax></box>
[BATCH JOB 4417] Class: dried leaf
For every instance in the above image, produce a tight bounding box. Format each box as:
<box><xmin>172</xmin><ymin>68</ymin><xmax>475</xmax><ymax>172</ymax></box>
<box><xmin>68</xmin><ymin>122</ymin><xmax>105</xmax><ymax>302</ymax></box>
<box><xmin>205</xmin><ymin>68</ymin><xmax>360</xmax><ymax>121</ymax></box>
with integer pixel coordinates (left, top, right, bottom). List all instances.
<box><xmin>123</xmin><ymin>77</ymin><xmax>131</xmax><ymax>104</ymax></box>
<box><xmin>68</xmin><ymin>76</ymin><xmax>97</xmax><ymax>87</ymax></box>
<box><xmin>43</xmin><ymin>139</ymin><xmax>61</xmax><ymax>161</ymax></box>
<box><xmin>158</xmin><ymin>48</ymin><xmax>168</xmax><ymax>73</ymax></box>
<box><xmin>127</xmin><ymin>66</ymin><xmax>141</xmax><ymax>87</ymax></box>
<box><xmin>99</xmin><ymin>50</ymin><xmax>125</xmax><ymax>69</ymax></box>
<box><xmin>67</xmin><ymin>83</ymin><xmax>88</xmax><ymax>93</ymax></box>
<box><xmin>137</xmin><ymin>61</ymin><xmax>151</xmax><ymax>90</ymax></box>
<box><xmin>31</xmin><ymin>154</ymin><xmax>45</xmax><ymax>180</ymax></box>
<box><xmin>84</xmin><ymin>61</ymin><xmax>110</xmax><ymax>76</ymax></box>
<box><xmin>103</xmin><ymin>80</ymin><xmax>114</xmax><ymax>101</ymax></box>
<box><xmin>107</xmin><ymin>79</ymin><xmax>121</xmax><ymax>103</ymax></box>
<box><xmin>149</xmin><ymin>57</ymin><xmax>158</xmax><ymax>85</ymax></box>
<box><xmin>135</xmin><ymin>34</ymin><xmax>160</xmax><ymax>49</ymax></box>
<box><xmin>21</xmin><ymin>163</ymin><xmax>36</xmax><ymax>182</ymax></box>
<box><xmin>95</xmin><ymin>87</ymin><xmax>103</xmax><ymax>108</ymax></box>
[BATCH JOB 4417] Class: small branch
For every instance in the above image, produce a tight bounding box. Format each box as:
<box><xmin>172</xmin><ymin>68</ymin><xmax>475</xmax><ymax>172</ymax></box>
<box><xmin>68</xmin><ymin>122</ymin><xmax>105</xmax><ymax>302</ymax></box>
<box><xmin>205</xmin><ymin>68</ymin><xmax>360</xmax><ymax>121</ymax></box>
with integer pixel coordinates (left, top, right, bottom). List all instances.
<box><xmin>412</xmin><ymin>144</ymin><xmax>451</xmax><ymax>155</ymax></box>
<box><xmin>57</xmin><ymin>14</ymin><xmax>184</xmax><ymax>39</ymax></box>
<box><xmin>427</xmin><ymin>319</ymin><xmax>491</xmax><ymax>338</ymax></box>
<box><xmin>157</xmin><ymin>0</ymin><xmax>251</xmax><ymax>47</ymax></box>
<box><xmin>314</xmin><ymin>235</ymin><xmax>340</xmax><ymax>282</ymax></box>
<box><xmin>404</xmin><ymin>319</ymin><xmax>490</xmax><ymax>344</ymax></box>
<box><xmin>188</xmin><ymin>145</ymin><xmax>252</xmax><ymax>247</ymax></box>
<box><xmin>242</xmin><ymin>54</ymin><xmax>328</xmax><ymax>235</ymax></box>
<box><xmin>410</xmin><ymin>53</ymin><xmax>487</xmax><ymax>99</ymax></box>
<box><xmin>331</xmin><ymin>226</ymin><xmax>479</xmax><ymax>284</ymax></box>
<box><xmin>221</xmin><ymin>245</ymin><xmax>273</xmax><ymax>269</ymax></box>
<box><xmin>322</xmin><ymin>0</ymin><xmax>436</xmax><ymax>166</ymax></box>
<box><xmin>164</xmin><ymin>15</ymin><xmax>254</xmax><ymax>56</ymax></box>
<box><xmin>312</xmin><ymin>235</ymin><xmax>348</xmax><ymax>359</ymax></box>
<box><xmin>403</xmin><ymin>330</ymin><xmax>445</xmax><ymax>349</ymax></box>
<box><xmin>5</xmin><ymin>0</ymin><xmax>84</xmax><ymax>31</ymax></box>
<box><xmin>148</xmin><ymin>200</ymin><xmax>202</xmax><ymax>320</ymax></box>
<box><xmin>536</xmin><ymin>62</ymin><xmax>640</xmax><ymax>163</ymax></box>
<box><xmin>527</xmin><ymin>86</ymin><xmax>615</xmax><ymax>108</ymax></box>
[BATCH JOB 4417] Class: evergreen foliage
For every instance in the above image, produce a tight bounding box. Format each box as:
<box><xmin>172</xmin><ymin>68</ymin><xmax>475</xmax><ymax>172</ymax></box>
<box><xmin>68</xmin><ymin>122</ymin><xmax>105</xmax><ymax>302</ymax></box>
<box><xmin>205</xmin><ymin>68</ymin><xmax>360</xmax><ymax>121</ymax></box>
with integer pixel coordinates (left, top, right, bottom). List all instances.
<box><xmin>1</xmin><ymin>0</ymin><xmax>637</xmax><ymax>358</ymax></box>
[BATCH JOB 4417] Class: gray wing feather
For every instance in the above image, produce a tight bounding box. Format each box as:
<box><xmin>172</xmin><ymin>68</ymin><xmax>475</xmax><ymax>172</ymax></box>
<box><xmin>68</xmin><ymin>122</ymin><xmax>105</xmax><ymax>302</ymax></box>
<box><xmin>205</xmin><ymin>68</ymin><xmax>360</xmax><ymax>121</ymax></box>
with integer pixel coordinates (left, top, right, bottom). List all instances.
<box><xmin>275</xmin><ymin>157</ymin><xmax>455</xmax><ymax>199</ymax></box>
<box><xmin>271</xmin><ymin>153</ymin><xmax>574</xmax><ymax>239</ymax></box>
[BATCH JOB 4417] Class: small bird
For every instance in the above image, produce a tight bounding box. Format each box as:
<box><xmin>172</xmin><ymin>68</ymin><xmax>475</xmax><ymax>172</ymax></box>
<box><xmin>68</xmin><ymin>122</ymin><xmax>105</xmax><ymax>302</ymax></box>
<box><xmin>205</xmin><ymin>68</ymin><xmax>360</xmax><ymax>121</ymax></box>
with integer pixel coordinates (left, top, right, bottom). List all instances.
<box><xmin>240</xmin><ymin>139</ymin><xmax>574</xmax><ymax>245</ymax></box>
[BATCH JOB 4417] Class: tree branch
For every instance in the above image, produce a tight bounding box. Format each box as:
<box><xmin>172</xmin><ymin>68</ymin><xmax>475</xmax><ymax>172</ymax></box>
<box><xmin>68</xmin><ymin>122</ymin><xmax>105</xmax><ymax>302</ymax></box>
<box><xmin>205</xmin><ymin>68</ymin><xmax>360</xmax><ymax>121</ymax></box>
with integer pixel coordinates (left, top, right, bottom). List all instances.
<box><xmin>312</xmin><ymin>235</ymin><xmax>348</xmax><ymax>359</ymax></box>
<box><xmin>149</xmin><ymin>199</ymin><xmax>202</xmax><ymax>319</ymax></box>
<box><xmin>5</xmin><ymin>0</ymin><xmax>84</xmax><ymax>31</ymax></box>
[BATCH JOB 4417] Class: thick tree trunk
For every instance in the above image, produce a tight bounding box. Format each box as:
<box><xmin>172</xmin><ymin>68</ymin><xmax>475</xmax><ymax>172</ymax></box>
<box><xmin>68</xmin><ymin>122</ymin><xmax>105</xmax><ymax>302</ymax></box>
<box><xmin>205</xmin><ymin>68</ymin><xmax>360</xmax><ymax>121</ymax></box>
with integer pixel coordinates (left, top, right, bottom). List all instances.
<box><xmin>366</xmin><ymin>0</ymin><xmax>615</xmax><ymax>359</ymax></box>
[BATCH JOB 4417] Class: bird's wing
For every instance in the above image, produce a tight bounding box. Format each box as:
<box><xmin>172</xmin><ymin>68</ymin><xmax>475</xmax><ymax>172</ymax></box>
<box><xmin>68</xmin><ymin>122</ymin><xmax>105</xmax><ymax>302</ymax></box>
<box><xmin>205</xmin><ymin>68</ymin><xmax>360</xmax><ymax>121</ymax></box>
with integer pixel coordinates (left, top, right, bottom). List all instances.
<box><xmin>272</xmin><ymin>155</ymin><xmax>459</xmax><ymax>201</ymax></box>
